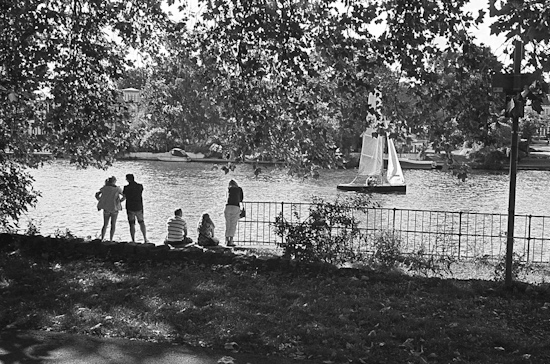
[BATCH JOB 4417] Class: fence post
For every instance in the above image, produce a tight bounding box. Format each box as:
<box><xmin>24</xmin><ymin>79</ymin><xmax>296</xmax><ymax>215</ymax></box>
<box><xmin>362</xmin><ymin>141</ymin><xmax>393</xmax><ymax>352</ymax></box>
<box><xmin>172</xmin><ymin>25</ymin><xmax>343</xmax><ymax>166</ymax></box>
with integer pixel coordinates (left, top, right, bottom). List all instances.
<box><xmin>281</xmin><ymin>202</ymin><xmax>285</xmax><ymax>246</ymax></box>
<box><xmin>458</xmin><ymin>211</ymin><xmax>463</xmax><ymax>260</ymax></box>
<box><xmin>527</xmin><ymin>215</ymin><xmax>532</xmax><ymax>263</ymax></box>
<box><xmin>392</xmin><ymin>208</ymin><xmax>397</xmax><ymax>241</ymax></box>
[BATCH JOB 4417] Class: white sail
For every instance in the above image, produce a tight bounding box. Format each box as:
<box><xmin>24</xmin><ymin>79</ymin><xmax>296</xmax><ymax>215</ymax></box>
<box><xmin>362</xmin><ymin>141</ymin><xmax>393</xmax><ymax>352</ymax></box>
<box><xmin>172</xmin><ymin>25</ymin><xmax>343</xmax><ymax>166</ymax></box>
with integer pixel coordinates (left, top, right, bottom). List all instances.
<box><xmin>386</xmin><ymin>136</ymin><xmax>405</xmax><ymax>185</ymax></box>
<box><xmin>357</xmin><ymin>129</ymin><xmax>384</xmax><ymax>178</ymax></box>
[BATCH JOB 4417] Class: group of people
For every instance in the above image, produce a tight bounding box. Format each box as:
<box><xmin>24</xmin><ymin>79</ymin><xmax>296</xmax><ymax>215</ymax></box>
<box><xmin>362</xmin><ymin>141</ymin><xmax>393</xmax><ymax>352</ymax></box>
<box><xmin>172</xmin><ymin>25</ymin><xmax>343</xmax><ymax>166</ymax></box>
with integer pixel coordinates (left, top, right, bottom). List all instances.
<box><xmin>95</xmin><ymin>174</ymin><xmax>148</xmax><ymax>243</ymax></box>
<box><xmin>95</xmin><ymin>175</ymin><xmax>244</xmax><ymax>248</ymax></box>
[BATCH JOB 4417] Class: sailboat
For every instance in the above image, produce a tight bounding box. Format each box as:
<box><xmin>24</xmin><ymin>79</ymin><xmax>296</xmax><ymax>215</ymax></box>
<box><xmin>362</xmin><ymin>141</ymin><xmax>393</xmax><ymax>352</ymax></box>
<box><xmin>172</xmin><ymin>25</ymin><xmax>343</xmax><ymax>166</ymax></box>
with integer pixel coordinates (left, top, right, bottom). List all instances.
<box><xmin>337</xmin><ymin>128</ymin><xmax>406</xmax><ymax>194</ymax></box>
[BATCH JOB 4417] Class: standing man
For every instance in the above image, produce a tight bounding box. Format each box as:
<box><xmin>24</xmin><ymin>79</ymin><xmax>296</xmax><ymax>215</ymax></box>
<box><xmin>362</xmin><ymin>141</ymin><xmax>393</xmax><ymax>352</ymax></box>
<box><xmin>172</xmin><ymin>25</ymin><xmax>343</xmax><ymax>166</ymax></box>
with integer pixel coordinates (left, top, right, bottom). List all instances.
<box><xmin>123</xmin><ymin>174</ymin><xmax>148</xmax><ymax>243</ymax></box>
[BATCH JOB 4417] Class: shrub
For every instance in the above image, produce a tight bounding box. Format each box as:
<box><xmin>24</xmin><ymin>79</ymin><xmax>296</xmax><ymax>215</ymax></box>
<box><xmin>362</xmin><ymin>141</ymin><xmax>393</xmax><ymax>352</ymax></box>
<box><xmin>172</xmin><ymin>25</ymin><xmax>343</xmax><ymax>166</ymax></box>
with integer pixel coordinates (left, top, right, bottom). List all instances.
<box><xmin>404</xmin><ymin>234</ymin><xmax>457</xmax><ymax>277</ymax></box>
<box><xmin>273</xmin><ymin>195</ymin><xmax>376</xmax><ymax>265</ymax></box>
<box><xmin>368</xmin><ymin>230</ymin><xmax>403</xmax><ymax>269</ymax></box>
<box><xmin>366</xmin><ymin>231</ymin><xmax>456</xmax><ymax>276</ymax></box>
<box><xmin>493</xmin><ymin>253</ymin><xmax>533</xmax><ymax>282</ymax></box>
<box><xmin>24</xmin><ymin>219</ymin><xmax>40</xmax><ymax>236</ymax></box>
<box><xmin>404</xmin><ymin>249</ymin><xmax>456</xmax><ymax>277</ymax></box>
<box><xmin>467</xmin><ymin>146</ymin><xmax>507</xmax><ymax>170</ymax></box>
<box><xmin>53</xmin><ymin>228</ymin><xmax>76</xmax><ymax>241</ymax></box>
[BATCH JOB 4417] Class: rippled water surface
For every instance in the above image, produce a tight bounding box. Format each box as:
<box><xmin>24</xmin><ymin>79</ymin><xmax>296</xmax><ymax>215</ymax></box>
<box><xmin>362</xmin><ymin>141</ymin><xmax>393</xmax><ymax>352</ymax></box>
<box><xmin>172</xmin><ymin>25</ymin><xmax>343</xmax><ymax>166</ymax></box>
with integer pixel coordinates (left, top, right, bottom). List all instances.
<box><xmin>20</xmin><ymin>159</ymin><xmax>550</xmax><ymax>244</ymax></box>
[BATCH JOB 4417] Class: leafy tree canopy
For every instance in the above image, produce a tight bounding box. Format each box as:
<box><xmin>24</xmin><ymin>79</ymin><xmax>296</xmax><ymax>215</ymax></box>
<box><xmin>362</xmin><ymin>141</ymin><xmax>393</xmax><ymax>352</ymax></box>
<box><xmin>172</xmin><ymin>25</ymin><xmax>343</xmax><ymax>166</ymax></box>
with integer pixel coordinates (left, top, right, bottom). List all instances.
<box><xmin>0</xmin><ymin>0</ymin><xmax>176</xmax><ymax>229</ymax></box>
<box><xmin>3</xmin><ymin>0</ymin><xmax>550</xmax><ymax>229</ymax></box>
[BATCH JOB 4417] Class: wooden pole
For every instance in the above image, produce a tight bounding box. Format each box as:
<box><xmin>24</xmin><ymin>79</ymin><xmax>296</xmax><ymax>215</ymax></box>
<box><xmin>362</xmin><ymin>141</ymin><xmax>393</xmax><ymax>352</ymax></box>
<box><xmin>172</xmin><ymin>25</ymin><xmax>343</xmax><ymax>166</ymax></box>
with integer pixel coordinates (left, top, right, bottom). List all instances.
<box><xmin>505</xmin><ymin>39</ymin><xmax>523</xmax><ymax>288</ymax></box>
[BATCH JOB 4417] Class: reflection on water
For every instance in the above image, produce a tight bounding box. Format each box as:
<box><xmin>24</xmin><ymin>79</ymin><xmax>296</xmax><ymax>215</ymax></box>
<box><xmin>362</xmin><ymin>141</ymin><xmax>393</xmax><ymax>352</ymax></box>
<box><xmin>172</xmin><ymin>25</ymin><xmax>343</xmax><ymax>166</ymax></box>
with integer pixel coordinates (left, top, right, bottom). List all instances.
<box><xmin>19</xmin><ymin>160</ymin><xmax>550</xmax><ymax>244</ymax></box>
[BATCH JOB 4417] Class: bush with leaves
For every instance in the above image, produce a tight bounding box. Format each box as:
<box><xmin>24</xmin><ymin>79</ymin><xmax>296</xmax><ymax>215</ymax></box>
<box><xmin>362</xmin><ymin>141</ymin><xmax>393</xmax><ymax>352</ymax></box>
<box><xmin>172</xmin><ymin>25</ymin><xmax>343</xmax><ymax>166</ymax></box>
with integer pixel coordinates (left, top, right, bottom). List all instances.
<box><xmin>0</xmin><ymin>161</ymin><xmax>40</xmax><ymax>232</ymax></box>
<box><xmin>404</xmin><ymin>249</ymin><xmax>457</xmax><ymax>277</ymax></box>
<box><xmin>273</xmin><ymin>195</ymin><xmax>376</xmax><ymax>265</ymax></box>
<box><xmin>368</xmin><ymin>230</ymin><xmax>403</xmax><ymax>269</ymax></box>
<box><xmin>493</xmin><ymin>253</ymin><xmax>533</xmax><ymax>282</ymax></box>
<box><xmin>53</xmin><ymin>228</ymin><xmax>77</xmax><ymax>241</ymax></box>
<box><xmin>137</xmin><ymin>127</ymin><xmax>181</xmax><ymax>152</ymax></box>
<box><xmin>366</xmin><ymin>230</ymin><xmax>457</xmax><ymax>276</ymax></box>
<box><xmin>24</xmin><ymin>220</ymin><xmax>40</xmax><ymax>236</ymax></box>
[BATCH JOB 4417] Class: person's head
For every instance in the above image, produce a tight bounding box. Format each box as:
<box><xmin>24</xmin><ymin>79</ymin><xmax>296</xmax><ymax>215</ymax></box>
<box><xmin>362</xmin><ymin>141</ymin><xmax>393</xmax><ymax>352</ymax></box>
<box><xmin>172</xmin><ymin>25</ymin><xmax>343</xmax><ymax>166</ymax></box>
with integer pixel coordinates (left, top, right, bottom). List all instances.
<box><xmin>228</xmin><ymin>179</ymin><xmax>238</xmax><ymax>188</ymax></box>
<box><xmin>174</xmin><ymin>208</ymin><xmax>183</xmax><ymax>217</ymax></box>
<box><xmin>126</xmin><ymin>174</ymin><xmax>135</xmax><ymax>183</ymax></box>
<box><xmin>106</xmin><ymin>176</ymin><xmax>117</xmax><ymax>186</ymax></box>
<box><xmin>201</xmin><ymin>213</ymin><xmax>211</xmax><ymax>223</ymax></box>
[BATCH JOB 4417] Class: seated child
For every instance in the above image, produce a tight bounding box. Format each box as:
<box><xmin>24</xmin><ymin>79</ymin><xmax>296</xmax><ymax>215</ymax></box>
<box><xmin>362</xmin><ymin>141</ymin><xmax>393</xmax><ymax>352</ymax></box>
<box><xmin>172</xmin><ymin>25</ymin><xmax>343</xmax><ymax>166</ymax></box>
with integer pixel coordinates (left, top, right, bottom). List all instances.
<box><xmin>197</xmin><ymin>213</ymin><xmax>220</xmax><ymax>247</ymax></box>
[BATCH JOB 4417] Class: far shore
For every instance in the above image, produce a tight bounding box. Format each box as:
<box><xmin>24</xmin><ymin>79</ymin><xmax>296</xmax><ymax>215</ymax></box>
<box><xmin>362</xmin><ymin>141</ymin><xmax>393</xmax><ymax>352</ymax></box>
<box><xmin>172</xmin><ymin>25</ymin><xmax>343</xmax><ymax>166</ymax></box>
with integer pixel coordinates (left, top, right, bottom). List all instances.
<box><xmin>14</xmin><ymin>143</ymin><xmax>550</xmax><ymax>171</ymax></box>
<box><xmin>118</xmin><ymin>151</ymin><xmax>285</xmax><ymax>165</ymax></box>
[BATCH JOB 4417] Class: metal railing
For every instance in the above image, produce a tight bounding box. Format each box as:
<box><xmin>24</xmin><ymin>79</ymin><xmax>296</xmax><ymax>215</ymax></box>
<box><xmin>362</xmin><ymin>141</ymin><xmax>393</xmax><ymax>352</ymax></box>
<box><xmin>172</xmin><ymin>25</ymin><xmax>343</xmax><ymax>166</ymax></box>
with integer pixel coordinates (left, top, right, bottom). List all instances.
<box><xmin>235</xmin><ymin>201</ymin><xmax>550</xmax><ymax>263</ymax></box>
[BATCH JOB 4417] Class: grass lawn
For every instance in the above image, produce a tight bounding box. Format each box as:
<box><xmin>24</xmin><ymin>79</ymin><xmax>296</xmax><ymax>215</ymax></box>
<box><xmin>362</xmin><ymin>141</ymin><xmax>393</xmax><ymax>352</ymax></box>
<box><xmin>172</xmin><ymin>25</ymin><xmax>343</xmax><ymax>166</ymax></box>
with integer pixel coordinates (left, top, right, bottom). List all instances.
<box><xmin>1</xmin><ymin>250</ymin><xmax>550</xmax><ymax>364</ymax></box>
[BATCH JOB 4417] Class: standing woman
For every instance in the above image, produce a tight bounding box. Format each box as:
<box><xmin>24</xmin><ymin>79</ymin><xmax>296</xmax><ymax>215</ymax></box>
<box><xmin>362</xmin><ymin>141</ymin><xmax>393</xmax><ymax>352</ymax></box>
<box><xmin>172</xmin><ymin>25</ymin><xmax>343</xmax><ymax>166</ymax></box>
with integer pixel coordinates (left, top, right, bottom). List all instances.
<box><xmin>224</xmin><ymin>179</ymin><xmax>243</xmax><ymax>246</ymax></box>
<box><xmin>95</xmin><ymin>176</ymin><xmax>124</xmax><ymax>242</ymax></box>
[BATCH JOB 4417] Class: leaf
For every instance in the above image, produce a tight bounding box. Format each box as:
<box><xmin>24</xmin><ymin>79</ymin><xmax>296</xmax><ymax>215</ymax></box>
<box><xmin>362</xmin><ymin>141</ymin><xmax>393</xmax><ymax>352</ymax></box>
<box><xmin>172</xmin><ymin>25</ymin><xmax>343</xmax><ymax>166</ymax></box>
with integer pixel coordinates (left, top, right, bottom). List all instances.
<box><xmin>217</xmin><ymin>356</ymin><xmax>236</xmax><ymax>364</ymax></box>
<box><xmin>224</xmin><ymin>342</ymin><xmax>239</xmax><ymax>351</ymax></box>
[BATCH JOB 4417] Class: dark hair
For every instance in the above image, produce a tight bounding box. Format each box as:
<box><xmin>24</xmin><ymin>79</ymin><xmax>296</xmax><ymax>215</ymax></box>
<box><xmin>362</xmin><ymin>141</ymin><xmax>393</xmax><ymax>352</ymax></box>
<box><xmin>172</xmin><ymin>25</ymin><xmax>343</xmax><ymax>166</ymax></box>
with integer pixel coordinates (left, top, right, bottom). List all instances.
<box><xmin>228</xmin><ymin>179</ymin><xmax>238</xmax><ymax>187</ymax></box>
<box><xmin>126</xmin><ymin>174</ymin><xmax>135</xmax><ymax>182</ymax></box>
<box><xmin>201</xmin><ymin>213</ymin><xmax>214</xmax><ymax>228</ymax></box>
<box><xmin>174</xmin><ymin>208</ymin><xmax>182</xmax><ymax>216</ymax></box>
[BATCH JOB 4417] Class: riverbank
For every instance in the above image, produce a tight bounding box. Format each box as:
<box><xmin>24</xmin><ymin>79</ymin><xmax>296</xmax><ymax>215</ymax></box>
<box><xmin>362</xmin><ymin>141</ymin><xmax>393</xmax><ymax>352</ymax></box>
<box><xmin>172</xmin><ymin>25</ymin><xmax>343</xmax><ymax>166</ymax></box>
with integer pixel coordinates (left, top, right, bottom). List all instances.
<box><xmin>119</xmin><ymin>151</ymin><xmax>284</xmax><ymax>165</ymax></box>
<box><xmin>119</xmin><ymin>145</ymin><xmax>550</xmax><ymax>171</ymax></box>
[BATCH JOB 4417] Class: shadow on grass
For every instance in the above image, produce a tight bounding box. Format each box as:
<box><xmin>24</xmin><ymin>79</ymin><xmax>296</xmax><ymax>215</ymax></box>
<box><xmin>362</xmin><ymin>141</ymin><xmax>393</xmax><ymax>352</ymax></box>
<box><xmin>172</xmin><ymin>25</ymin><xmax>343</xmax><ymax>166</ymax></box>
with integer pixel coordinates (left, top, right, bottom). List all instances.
<box><xmin>2</xmin><ymin>249</ymin><xmax>550</xmax><ymax>363</ymax></box>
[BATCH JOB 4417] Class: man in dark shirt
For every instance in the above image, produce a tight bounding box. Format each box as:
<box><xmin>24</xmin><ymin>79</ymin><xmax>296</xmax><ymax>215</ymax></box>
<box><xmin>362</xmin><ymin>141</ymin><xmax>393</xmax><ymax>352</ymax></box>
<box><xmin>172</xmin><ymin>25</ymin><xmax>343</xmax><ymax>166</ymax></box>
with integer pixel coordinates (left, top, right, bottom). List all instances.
<box><xmin>123</xmin><ymin>174</ymin><xmax>148</xmax><ymax>243</ymax></box>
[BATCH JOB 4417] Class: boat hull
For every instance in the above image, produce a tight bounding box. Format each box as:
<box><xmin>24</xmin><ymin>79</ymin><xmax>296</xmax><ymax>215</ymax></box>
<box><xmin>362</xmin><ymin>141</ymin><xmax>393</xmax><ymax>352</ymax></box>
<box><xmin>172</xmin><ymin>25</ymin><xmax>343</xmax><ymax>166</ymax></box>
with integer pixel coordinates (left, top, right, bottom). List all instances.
<box><xmin>399</xmin><ymin>160</ymin><xmax>441</xmax><ymax>170</ymax></box>
<box><xmin>156</xmin><ymin>156</ymin><xmax>191</xmax><ymax>162</ymax></box>
<box><xmin>337</xmin><ymin>183</ymin><xmax>406</xmax><ymax>194</ymax></box>
<box><xmin>384</xmin><ymin>159</ymin><xmax>442</xmax><ymax>170</ymax></box>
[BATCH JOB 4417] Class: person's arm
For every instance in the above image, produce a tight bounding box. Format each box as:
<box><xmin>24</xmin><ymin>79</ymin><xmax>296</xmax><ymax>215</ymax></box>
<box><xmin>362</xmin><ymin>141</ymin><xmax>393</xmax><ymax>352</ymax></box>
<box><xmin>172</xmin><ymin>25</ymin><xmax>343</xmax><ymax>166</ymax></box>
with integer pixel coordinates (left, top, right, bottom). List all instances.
<box><xmin>95</xmin><ymin>190</ymin><xmax>101</xmax><ymax>201</ymax></box>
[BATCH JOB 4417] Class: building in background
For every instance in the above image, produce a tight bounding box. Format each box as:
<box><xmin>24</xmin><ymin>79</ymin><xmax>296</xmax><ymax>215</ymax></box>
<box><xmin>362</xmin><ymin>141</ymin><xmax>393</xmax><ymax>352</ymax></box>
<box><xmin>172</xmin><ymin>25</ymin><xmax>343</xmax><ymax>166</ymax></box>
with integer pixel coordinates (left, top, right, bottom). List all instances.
<box><xmin>121</xmin><ymin>88</ymin><xmax>141</xmax><ymax>115</ymax></box>
<box><xmin>535</xmin><ymin>96</ymin><xmax>550</xmax><ymax>138</ymax></box>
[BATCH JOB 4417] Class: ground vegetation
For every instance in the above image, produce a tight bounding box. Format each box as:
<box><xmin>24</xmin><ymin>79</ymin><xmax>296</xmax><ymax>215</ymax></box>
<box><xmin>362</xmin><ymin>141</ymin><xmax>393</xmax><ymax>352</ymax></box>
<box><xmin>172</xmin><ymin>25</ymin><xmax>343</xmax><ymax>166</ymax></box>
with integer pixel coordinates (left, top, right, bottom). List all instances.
<box><xmin>1</xmin><ymin>239</ymin><xmax>550</xmax><ymax>364</ymax></box>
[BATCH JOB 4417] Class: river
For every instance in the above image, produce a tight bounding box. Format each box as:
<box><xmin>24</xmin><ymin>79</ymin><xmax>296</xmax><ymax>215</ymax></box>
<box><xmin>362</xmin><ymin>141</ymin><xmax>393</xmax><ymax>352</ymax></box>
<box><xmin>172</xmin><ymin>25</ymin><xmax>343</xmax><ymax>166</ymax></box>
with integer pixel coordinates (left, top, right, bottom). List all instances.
<box><xmin>17</xmin><ymin>159</ymin><xmax>550</xmax><ymax>244</ymax></box>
